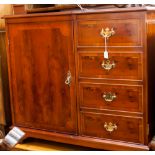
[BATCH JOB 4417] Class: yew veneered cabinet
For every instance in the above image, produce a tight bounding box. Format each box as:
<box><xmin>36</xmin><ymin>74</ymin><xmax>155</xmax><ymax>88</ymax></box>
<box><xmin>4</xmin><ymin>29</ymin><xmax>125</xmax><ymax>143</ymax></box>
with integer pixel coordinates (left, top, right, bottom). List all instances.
<box><xmin>4</xmin><ymin>7</ymin><xmax>155</xmax><ymax>150</ymax></box>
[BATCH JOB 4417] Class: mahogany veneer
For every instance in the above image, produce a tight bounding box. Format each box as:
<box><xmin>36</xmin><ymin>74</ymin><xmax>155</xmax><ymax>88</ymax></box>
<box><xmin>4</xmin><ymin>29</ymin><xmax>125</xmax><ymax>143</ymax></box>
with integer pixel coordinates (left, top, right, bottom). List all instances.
<box><xmin>4</xmin><ymin>7</ymin><xmax>155</xmax><ymax>150</ymax></box>
<box><xmin>78</xmin><ymin>52</ymin><xmax>143</xmax><ymax>80</ymax></box>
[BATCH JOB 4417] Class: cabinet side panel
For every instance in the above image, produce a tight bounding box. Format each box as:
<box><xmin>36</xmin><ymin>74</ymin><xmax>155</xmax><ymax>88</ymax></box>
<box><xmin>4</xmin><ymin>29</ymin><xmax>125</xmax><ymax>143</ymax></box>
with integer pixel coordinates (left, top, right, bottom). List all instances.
<box><xmin>147</xmin><ymin>11</ymin><xmax>155</xmax><ymax>141</ymax></box>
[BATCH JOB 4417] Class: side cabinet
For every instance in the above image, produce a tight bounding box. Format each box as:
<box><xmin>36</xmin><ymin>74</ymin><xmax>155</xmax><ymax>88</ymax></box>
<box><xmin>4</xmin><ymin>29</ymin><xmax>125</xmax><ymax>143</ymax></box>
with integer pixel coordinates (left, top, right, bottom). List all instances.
<box><xmin>7</xmin><ymin>16</ymin><xmax>77</xmax><ymax>134</ymax></box>
<box><xmin>4</xmin><ymin>7</ymin><xmax>155</xmax><ymax>150</ymax></box>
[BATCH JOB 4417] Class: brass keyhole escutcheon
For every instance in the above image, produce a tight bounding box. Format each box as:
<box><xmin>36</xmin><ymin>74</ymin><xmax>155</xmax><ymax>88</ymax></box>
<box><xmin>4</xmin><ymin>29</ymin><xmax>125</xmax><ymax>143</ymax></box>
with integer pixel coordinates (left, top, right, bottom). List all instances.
<box><xmin>65</xmin><ymin>71</ymin><xmax>72</xmax><ymax>86</ymax></box>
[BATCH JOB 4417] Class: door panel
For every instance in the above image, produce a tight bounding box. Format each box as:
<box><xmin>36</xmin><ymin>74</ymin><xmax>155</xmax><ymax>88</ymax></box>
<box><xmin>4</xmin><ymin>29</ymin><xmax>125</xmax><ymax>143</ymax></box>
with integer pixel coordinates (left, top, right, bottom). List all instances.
<box><xmin>8</xmin><ymin>21</ymin><xmax>77</xmax><ymax>134</ymax></box>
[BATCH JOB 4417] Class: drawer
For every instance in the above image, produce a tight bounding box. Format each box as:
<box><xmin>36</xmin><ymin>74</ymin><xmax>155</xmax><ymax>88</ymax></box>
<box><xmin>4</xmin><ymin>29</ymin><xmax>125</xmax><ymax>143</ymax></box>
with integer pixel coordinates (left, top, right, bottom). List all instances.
<box><xmin>79</xmin><ymin>83</ymin><xmax>142</xmax><ymax>112</ymax></box>
<box><xmin>78</xmin><ymin>52</ymin><xmax>143</xmax><ymax>80</ymax></box>
<box><xmin>80</xmin><ymin>112</ymin><xmax>144</xmax><ymax>143</ymax></box>
<box><xmin>77</xmin><ymin>18</ymin><xmax>143</xmax><ymax>47</ymax></box>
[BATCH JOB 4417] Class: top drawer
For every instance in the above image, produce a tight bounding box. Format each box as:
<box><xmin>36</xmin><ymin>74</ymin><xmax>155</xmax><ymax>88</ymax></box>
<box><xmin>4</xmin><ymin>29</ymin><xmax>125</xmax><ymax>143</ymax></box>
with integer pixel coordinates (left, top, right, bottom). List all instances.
<box><xmin>77</xmin><ymin>18</ymin><xmax>143</xmax><ymax>47</ymax></box>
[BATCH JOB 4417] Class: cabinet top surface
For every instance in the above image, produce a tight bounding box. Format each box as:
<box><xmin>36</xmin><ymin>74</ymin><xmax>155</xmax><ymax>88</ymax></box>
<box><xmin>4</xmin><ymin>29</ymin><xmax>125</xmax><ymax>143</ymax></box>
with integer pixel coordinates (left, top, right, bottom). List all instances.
<box><xmin>3</xmin><ymin>6</ymin><xmax>155</xmax><ymax>19</ymax></box>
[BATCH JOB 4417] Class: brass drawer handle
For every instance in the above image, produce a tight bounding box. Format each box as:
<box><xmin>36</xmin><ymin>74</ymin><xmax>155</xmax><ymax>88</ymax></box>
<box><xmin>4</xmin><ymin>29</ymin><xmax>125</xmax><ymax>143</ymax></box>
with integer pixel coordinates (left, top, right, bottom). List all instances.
<box><xmin>65</xmin><ymin>71</ymin><xmax>72</xmax><ymax>86</ymax></box>
<box><xmin>100</xmin><ymin>27</ymin><xmax>115</xmax><ymax>38</ymax></box>
<box><xmin>102</xmin><ymin>92</ymin><xmax>116</xmax><ymax>102</ymax></box>
<box><xmin>100</xmin><ymin>28</ymin><xmax>115</xmax><ymax>59</ymax></box>
<box><xmin>104</xmin><ymin>122</ymin><xmax>117</xmax><ymax>133</ymax></box>
<box><xmin>101</xmin><ymin>59</ymin><xmax>115</xmax><ymax>71</ymax></box>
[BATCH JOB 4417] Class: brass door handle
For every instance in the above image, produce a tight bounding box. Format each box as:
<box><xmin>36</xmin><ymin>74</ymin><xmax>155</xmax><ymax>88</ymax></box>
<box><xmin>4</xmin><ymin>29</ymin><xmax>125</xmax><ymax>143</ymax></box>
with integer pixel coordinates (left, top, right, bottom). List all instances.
<box><xmin>101</xmin><ymin>59</ymin><xmax>115</xmax><ymax>71</ymax></box>
<box><xmin>104</xmin><ymin>122</ymin><xmax>117</xmax><ymax>133</ymax></box>
<box><xmin>65</xmin><ymin>71</ymin><xmax>72</xmax><ymax>86</ymax></box>
<box><xmin>102</xmin><ymin>92</ymin><xmax>116</xmax><ymax>102</ymax></box>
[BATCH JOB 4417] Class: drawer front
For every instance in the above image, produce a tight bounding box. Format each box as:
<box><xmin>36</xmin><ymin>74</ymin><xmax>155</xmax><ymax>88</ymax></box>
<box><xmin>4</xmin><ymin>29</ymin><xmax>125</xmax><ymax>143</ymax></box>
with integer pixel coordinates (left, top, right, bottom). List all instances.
<box><xmin>79</xmin><ymin>83</ymin><xmax>143</xmax><ymax>112</ymax></box>
<box><xmin>80</xmin><ymin>112</ymin><xmax>144</xmax><ymax>143</ymax></box>
<box><xmin>77</xmin><ymin>18</ymin><xmax>143</xmax><ymax>47</ymax></box>
<box><xmin>78</xmin><ymin>52</ymin><xmax>143</xmax><ymax>80</ymax></box>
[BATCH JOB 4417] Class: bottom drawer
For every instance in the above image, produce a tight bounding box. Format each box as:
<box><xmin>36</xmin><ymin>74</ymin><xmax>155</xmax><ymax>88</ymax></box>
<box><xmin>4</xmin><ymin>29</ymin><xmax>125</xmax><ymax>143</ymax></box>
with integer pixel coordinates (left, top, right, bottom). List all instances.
<box><xmin>80</xmin><ymin>112</ymin><xmax>144</xmax><ymax>144</ymax></box>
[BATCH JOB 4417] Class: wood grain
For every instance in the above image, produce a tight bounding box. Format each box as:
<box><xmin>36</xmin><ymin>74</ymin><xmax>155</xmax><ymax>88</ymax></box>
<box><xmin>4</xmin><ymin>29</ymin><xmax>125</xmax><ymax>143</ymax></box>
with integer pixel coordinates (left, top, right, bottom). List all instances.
<box><xmin>80</xmin><ymin>111</ymin><xmax>144</xmax><ymax>143</ymax></box>
<box><xmin>8</xmin><ymin>19</ymin><xmax>77</xmax><ymax>134</ymax></box>
<box><xmin>77</xmin><ymin>18</ymin><xmax>143</xmax><ymax>47</ymax></box>
<box><xmin>0</xmin><ymin>31</ymin><xmax>11</xmax><ymax>127</ymax></box>
<box><xmin>78</xmin><ymin>52</ymin><xmax>143</xmax><ymax>80</ymax></box>
<box><xmin>79</xmin><ymin>82</ymin><xmax>143</xmax><ymax>112</ymax></box>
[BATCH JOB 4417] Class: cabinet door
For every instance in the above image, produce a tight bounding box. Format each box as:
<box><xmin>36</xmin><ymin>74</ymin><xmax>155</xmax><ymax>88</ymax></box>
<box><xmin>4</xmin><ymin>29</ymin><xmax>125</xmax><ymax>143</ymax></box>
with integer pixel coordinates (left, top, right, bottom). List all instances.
<box><xmin>7</xmin><ymin>20</ymin><xmax>77</xmax><ymax>134</ymax></box>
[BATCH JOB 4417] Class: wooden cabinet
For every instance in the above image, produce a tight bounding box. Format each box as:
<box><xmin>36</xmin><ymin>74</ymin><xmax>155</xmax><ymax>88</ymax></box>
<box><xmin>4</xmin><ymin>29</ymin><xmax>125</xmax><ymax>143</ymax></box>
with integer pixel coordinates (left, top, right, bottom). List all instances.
<box><xmin>4</xmin><ymin>7</ymin><xmax>155</xmax><ymax>150</ymax></box>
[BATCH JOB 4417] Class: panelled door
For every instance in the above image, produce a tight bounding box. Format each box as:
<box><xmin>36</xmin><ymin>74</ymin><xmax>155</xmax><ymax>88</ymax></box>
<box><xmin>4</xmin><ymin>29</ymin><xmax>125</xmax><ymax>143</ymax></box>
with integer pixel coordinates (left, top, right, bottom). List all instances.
<box><xmin>7</xmin><ymin>18</ymin><xmax>77</xmax><ymax>134</ymax></box>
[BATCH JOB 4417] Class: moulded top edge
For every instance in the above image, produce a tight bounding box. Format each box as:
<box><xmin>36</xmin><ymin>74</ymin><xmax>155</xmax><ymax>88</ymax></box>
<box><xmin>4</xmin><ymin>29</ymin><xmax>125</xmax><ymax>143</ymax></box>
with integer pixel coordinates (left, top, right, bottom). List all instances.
<box><xmin>2</xmin><ymin>6</ymin><xmax>149</xmax><ymax>19</ymax></box>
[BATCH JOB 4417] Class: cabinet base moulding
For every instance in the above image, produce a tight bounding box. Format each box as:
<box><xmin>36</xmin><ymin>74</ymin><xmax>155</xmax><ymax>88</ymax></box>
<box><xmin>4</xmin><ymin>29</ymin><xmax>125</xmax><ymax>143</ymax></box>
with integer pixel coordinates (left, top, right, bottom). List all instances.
<box><xmin>18</xmin><ymin>127</ymin><xmax>149</xmax><ymax>151</ymax></box>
